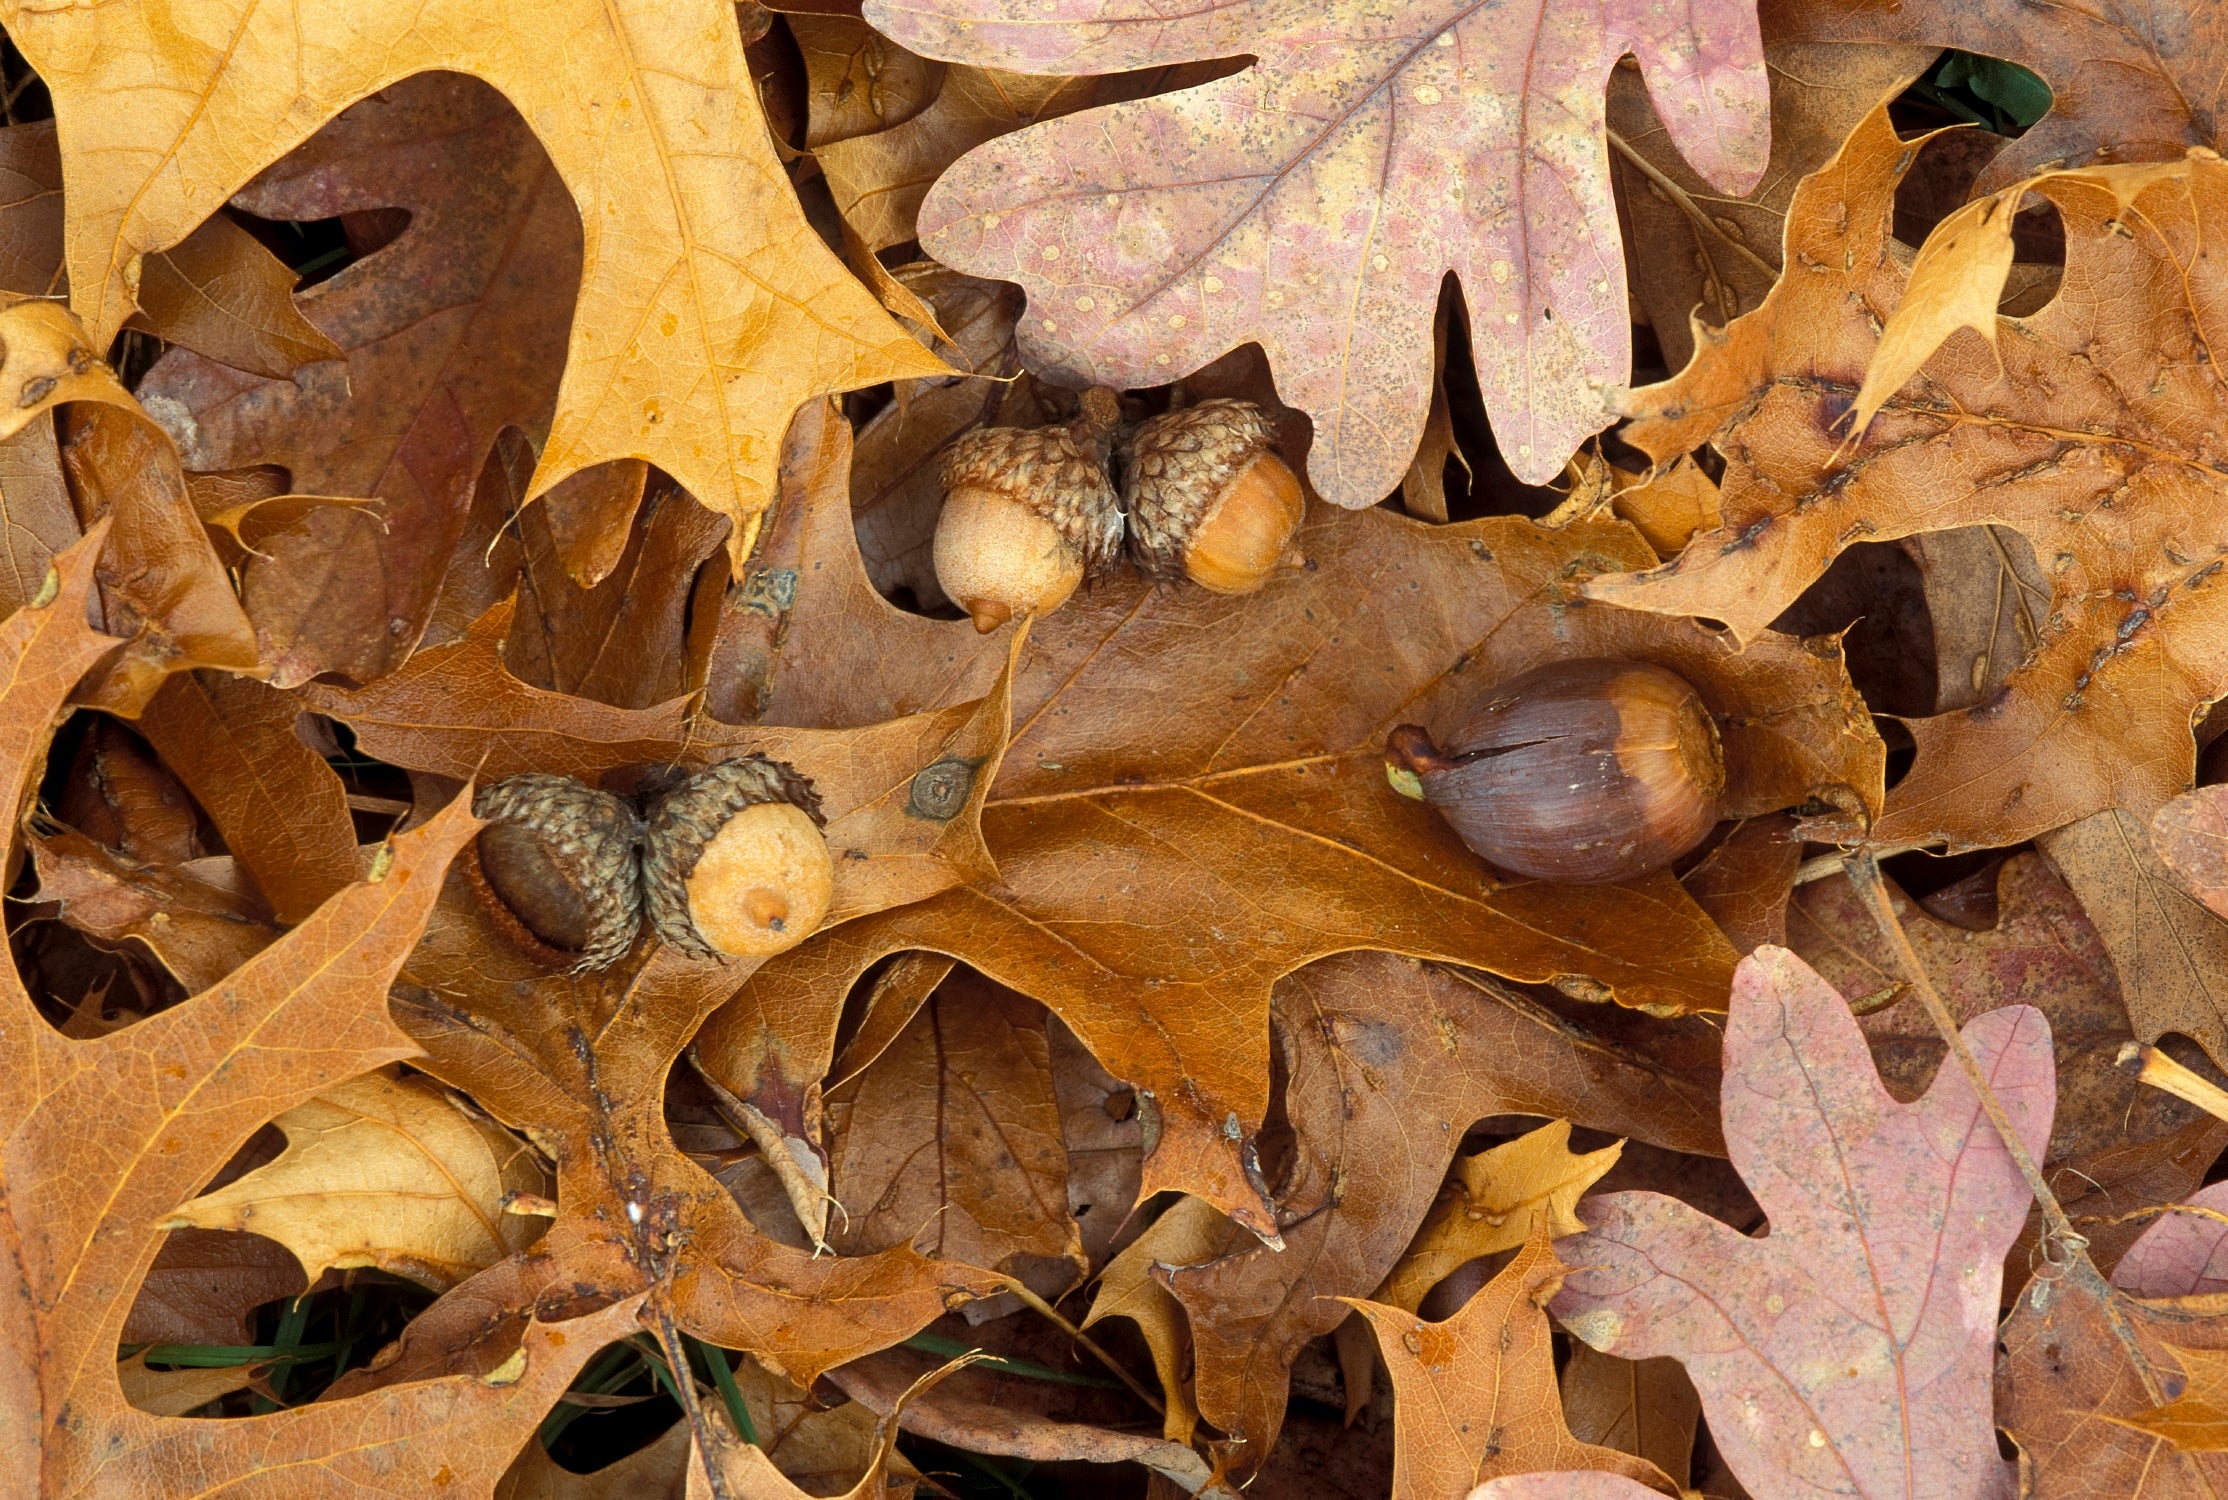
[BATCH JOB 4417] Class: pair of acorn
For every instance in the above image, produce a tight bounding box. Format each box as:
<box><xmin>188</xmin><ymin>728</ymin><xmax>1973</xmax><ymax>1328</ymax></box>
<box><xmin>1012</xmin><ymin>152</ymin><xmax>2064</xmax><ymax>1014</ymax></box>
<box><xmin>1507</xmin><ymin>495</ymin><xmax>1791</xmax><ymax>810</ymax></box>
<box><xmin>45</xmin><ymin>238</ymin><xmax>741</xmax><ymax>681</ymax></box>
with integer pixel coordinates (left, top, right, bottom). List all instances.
<box><xmin>468</xmin><ymin>756</ymin><xmax>833</xmax><ymax>973</ymax></box>
<box><xmin>933</xmin><ymin>389</ymin><xmax>1307</xmax><ymax>632</ymax></box>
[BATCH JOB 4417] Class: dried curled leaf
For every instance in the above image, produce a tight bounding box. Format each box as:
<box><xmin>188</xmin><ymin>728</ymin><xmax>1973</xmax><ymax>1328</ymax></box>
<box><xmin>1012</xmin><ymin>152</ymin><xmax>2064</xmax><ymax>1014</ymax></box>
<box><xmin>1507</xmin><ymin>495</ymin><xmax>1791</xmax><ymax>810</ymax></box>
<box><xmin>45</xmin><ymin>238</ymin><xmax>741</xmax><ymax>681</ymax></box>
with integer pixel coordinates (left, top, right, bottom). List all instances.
<box><xmin>1590</xmin><ymin>104</ymin><xmax>2228</xmax><ymax>850</ymax></box>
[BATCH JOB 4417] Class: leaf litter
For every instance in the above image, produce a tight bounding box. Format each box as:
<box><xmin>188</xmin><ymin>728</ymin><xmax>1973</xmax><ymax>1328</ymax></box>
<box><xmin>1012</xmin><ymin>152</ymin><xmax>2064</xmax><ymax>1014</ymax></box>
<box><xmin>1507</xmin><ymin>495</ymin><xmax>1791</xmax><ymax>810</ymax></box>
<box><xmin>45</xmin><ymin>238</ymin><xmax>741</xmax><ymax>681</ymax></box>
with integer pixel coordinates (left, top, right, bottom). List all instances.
<box><xmin>7</xmin><ymin>5</ymin><xmax>2228</xmax><ymax>1497</ymax></box>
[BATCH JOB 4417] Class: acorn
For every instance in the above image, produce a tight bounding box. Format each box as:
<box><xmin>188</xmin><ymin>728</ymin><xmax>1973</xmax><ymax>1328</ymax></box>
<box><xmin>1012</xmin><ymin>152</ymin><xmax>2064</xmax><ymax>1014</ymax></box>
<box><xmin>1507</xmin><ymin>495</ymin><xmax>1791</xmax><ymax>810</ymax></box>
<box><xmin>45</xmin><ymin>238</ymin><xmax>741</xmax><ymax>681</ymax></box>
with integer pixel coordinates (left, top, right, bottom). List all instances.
<box><xmin>641</xmin><ymin>756</ymin><xmax>833</xmax><ymax>960</ymax></box>
<box><xmin>1122</xmin><ymin>398</ymin><xmax>1305</xmax><ymax>594</ymax></box>
<box><xmin>1384</xmin><ymin>659</ymin><xmax>1725</xmax><ymax>884</ymax></box>
<box><xmin>934</xmin><ymin>386</ymin><xmax>1125</xmax><ymax>633</ymax></box>
<box><xmin>469</xmin><ymin>774</ymin><xmax>643</xmax><ymax>972</ymax></box>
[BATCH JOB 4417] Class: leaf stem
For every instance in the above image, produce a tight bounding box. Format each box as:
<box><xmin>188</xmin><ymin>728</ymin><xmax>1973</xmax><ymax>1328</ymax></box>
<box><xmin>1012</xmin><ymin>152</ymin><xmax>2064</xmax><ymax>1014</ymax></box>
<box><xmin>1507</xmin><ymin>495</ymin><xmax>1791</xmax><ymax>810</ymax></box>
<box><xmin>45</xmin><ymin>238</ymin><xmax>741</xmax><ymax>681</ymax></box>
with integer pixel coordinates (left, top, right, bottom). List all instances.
<box><xmin>1000</xmin><ymin>1278</ymin><xmax>1167</xmax><ymax>1417</ymax></box>
<box><xmin>1605</xmin><ymin>128</ymin><xmax>1781</xmax><ymax>284</ymax></box>
<box><xmin>1846</xmin><ymin>851</ymin><xmax>2166</xmax><ymax>1403</ymax></box>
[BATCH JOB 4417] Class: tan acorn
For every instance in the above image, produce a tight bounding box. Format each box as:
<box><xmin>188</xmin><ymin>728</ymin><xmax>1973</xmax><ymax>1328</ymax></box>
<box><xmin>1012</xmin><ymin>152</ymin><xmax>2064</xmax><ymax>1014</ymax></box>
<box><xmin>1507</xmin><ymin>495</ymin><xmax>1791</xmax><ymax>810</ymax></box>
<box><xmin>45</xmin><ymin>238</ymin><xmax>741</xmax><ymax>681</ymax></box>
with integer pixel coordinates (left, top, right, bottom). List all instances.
<box><xmin>469</xmin><ymin>774</ymin><xmax>643</xmax><ymax>971</ymax></box>
<box><xmin>934</xmin><ymin>386</ymin><xmax>1125</xmax><ymax>633</ymax></box>
<box><xmin>1122</xmin><ymin>398</ymin><xmax>1306</xmax><ymax>594</ymax></box>
<box><xmin>642</xmin><ymin>756</ymin><xmax>833</xmax><ymax>960</ymax></box>
<box><xmin>1384</xmin><ymin>659</ymin><xmax>1725</xmax><ymax>884</ymax></box>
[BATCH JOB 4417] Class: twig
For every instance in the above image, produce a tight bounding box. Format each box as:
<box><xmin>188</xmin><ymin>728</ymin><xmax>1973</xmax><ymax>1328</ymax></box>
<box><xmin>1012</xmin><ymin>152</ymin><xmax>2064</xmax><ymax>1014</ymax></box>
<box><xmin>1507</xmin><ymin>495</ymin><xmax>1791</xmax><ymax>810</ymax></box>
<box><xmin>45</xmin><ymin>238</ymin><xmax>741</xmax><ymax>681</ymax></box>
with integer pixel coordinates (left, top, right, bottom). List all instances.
<box><xmin>1606</xmin><ymin>128</ymin><xmax>1781</xmax><ymax>283</ymax></box>
<box><xmin>2119</xmin><ymin>1042</ymin><xmax>2228</xmax><ymax>1125</ymax></box>
<box><xmin>1847</xmin><ymin>852</ymin><xmax>2166</xmax><ymax>1402</ymax></box>
<box><xmin>1001</xmin><ymin>1278</ymin><xmax>1167</xmax><ymax>1418</ymax></box>
<box><xmin>651</xmin><ymin>1296</ymin><xmax>735</xmax><ymax>1500</ymax></box>
<box><xmin>1793</xmin><ymin>842</ymin><xmax>1926</xmax><ymax>886</ymax></box>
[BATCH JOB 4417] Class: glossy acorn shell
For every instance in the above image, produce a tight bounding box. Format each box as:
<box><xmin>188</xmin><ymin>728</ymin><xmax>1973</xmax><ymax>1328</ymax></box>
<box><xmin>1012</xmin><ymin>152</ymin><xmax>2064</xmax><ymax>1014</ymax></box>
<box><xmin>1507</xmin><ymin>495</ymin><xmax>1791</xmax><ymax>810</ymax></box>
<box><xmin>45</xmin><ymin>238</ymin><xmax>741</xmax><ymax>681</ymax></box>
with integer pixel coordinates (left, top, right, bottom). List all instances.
<box><xmin>1392</xmin><ymin>659</ymin><xmax>1725</xmax><ymax>884</ymax></box>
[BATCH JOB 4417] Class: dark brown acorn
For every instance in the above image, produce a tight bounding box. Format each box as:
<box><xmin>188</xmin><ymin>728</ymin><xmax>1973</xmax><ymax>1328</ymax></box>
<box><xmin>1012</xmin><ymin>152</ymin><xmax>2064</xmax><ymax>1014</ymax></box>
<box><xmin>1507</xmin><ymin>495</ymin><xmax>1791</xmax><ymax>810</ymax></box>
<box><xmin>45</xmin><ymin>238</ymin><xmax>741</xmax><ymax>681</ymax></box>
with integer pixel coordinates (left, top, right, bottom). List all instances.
<box><xmin>1122</xmin><ymin>398</ymin><xmax>1305</xmax><ymax>594</ymax></box>
<box><xmin>1384</xmin><ymin>659</ymin><xmax>1725</xmax><ymax>884</ymax></box>
<box><xmin>641</xmin><ymin>755</ymin><xmax>833</xmax><ymax>960</ymax></box>
<box><xmin>933</xmin><ymin>386</ymin><xmax>1126</xmax><ymax>633</ymax></box>
<box><xmin>469</xmin><ymin>774</ymin><xmax>643</xmax><ymax>971</ymax></box>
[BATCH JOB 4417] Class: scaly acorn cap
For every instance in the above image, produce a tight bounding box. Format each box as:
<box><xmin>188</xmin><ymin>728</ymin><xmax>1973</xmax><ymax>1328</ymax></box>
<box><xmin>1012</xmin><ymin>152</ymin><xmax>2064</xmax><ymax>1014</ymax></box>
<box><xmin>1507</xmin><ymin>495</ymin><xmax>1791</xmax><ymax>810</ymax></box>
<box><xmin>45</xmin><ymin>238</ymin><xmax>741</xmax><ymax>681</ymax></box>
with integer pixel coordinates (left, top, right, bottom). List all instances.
<box><xmin>939</xmin><ymin>386</ymin><xmax>1126</xmax><ymax>580</ymax></box>
<box><xmin>1121</xmin><ymin>398</ymin><xmax>1298</xmax><ymax>585</ymax></box>
<box><xmin>470</xmin><ymin>774</ymin><xmax>643</xmax><ymax>972</ymax></box>
<box><xmin>641</xmin><ymin>755</ymin><xmax>830</xmax><ymax>960</ymax></box>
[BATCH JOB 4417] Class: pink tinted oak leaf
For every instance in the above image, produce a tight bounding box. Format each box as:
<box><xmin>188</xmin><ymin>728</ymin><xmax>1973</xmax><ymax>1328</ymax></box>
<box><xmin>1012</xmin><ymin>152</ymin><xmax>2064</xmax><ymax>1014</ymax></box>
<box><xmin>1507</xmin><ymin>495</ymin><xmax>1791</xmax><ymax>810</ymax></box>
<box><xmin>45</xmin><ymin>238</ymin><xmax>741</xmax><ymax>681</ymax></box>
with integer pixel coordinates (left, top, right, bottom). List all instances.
<box><xmin>1551</xmin><ymin>946</ymin><xmax>2053</xmax><ymax>1500</ymax></box>
<box><xmin>865</xmin><ymin>0</ymin><xmax>1769</xmax><ymax>501</ymax></box>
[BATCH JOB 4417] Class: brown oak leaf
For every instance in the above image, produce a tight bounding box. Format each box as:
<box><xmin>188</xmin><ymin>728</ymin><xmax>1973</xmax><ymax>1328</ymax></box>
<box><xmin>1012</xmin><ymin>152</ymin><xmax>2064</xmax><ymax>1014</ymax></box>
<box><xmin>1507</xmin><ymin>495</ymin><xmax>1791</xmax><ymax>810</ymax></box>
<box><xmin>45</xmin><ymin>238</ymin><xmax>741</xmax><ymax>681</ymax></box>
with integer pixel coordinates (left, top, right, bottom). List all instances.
<box><xmin>1590</xmin><ymin>104</ymin><xmax>2228</xmax><ymax>850</ymax></box>
<box><xmin>694</xmin><ymin>400</ymin><xmax>1877</xmax><ymax>1237</ymax></box>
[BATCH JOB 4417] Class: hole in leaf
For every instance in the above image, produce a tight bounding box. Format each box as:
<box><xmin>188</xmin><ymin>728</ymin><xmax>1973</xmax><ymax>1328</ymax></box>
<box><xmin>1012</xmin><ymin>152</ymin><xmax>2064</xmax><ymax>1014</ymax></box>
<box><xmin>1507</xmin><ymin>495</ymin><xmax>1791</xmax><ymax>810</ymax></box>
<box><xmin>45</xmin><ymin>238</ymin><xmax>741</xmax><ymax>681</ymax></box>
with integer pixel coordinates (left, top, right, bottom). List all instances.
<box><xmin>1893</xmin><ymin>50</ymin><xmax>2053</xmax><ymax>140</ymax></box>
<box><xmin>1770</xmin><ymin>541</ymin><xmax>1938</xmax><ymax>719</ymax></box>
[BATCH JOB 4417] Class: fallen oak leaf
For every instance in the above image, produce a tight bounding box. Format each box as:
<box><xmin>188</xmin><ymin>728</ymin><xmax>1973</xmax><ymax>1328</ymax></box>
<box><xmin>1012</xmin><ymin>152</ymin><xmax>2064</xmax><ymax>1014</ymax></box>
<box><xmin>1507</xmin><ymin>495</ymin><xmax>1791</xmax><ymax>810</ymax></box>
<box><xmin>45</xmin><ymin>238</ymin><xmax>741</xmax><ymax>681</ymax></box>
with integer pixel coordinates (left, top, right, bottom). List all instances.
<box><xmin>1156</xmin><ymin>957</ymin><xmax>1686</xmax><ymax>1470</ymax></box>
<box><xmin>1558</xmin><ymin>1343</ymin><xmax>1703</xmax><ymax>1492</ymax></box>
<box><xmin>1551</xmin><ymin>945</ymin><xmax>2053</xmax><ymax>1500</ymax></box>
<box><xmin>1765</xmin><ymin>0</ymin><xmax>2225</xmax><ymax>191</ymax></box>
<box><xmin>29</xmin><ymin>831</ymin><xmax>278</xmax><ymax>992</ymax></box>
<box><xmin>691</xmin><ymin>1352</ymin><xmax>977</xmax><ymax>1500</ymax></box>
<box><xmin>1998</xmin><ymin>1232</ymin><xmax>2228</xmax><ymax>1496</ymax></box>
<box><xmin>2152</xmin><ymin>783</ymin><xmax>2228</xmax><ymax>923</ymax></box>
<box><xmin>865</xmin><ymin>0</ymin><xmax>1772</xmax><ymax>499</ymax></box>
<box><xmin>119</xmin><ymin>1228</ymin><xmax>305</xmax><ymax>1349</ymax></box>
<box><xmin>297</xmin><ymin>594</ymin><xmax>692</xmax><ymax>783</ymax></box>
<box><xmin>1791</xmin><ymin>851</ymin><xmax>2228</xmax><ymax>1275</ymax></box>
<box><xmin>2040</xmin><ymin>811</ymin><xmax>2228</xmax><ymax>1112</ymax></box>
<box><xmin>139</xmin><ymin>73</ymin><xmax>580</xmax><ymax>686</ymax></box>
<box><xmin>0</xmin><ymin>296</ymin><xmax>258</xmax><ymax>712</ymax></box>
<box><xmin>1348</xmin><ymin>1220</ymin><xmax>1679</xmax><ymax>1500</ymax></box>
<box><xmin>825</xmin><ymin>970</ymin><xmax>1086</xmax><ymax>1289</ymax></box>
<box><xmin>697</xmin><ymin>399</ymin><xmax>1876</xmax><ymax>1237</ymax></box>
<box><xmin>0</xmin><ymin>115</ymin><xmax>340</xmax><ymax>379</ymax></box>
<box><xmin>162</xmin><ymin>1067</ymin><xmax>551</xmax><ymax>1292</ymax></box>
<box><xmin>828</xmin><ymin>1345</ymin><xmax>1242</xmax><ymax>1498</ymax></box>
<box><xmin>0</xmin><ymin>528</ymin><xmax>616</xmax><ymax>1496</ymax></box>
<box><xmin>110</xmin><ymin>1296</ymin><xmax>652</xmax><ymax>1496</ymax></box>
<box><xmin>2113</xmin><ymin>1181</ymin><xmax>2228</xmax><ymax>1302</ymax></box>
<box><xmin>2001</xmin><ymin>1175</ymin><xmax>2228</xmax><ymax>1495</ymax></box>
<box><xmin>1609</xmin><ymin>35</ymin><xmax>1935</xmax><ymax>373</ymax></box>
<box><xmin>1587</xmin><ymin>104</ymin><xmax>2228</xmax><ymax>850</ymax></box>
<box><xmin>126</xmin><ymin>209</ymin><xmax>344</xmax><ymax>382</ymax></box>
<box><xmin>1082</xmin><ymin>1193</ymin><xmax>1235</xmax><ymax>1445</ymax></box>
<box><xmin>1471</xmin><ymin>1475</ymin><xmax>1669</xmax><ymax>1500</ymax></box>
<box><xmin>6</xmin><ymin>0</ymin><xmax>947</xmax><ymax>556</ymax></box>
<box><xmin>1369</xmin><ymin>1118</ymin><xmax>1623</xmax><ymax>1315</ymax></box>
<box><xmin>2108</xmin><ymin>1344</ymin><xmax>2228</xmax><ymax>1453</ymax></box>
<box><xmin>136</xmin><ymin>668</ymin><xmax>362</xmax><ymax>926</ymax></box>
<box><xmin>336</xmin><ymin>652</ymin><xmax>1022</xmax><ymax>1393</ymax></box>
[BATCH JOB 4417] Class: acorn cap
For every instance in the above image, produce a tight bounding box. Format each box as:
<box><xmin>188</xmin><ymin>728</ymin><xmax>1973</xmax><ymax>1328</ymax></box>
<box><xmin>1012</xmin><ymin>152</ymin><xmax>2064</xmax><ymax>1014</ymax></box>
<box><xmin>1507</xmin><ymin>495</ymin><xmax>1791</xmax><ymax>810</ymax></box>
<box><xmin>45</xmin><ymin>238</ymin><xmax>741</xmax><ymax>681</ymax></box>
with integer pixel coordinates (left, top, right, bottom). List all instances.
<box><xmin>642</xmin><ymin>755</ymin><xmax>831</xmax><ymax>960</ymax></box>
<box><xmin>939</xmin><ymin>387</ymin><xmax>1125</xmax><ymax>580</ymax></box>
<box><xmin>470</xmin><ymin>774</ymin><xmax>643</xmax><ymax>972</ymax></box>
<box><xmin>1121</xmin><ymin>399</ymin><xmax>1293</xmax><ymax>581</ymax></box>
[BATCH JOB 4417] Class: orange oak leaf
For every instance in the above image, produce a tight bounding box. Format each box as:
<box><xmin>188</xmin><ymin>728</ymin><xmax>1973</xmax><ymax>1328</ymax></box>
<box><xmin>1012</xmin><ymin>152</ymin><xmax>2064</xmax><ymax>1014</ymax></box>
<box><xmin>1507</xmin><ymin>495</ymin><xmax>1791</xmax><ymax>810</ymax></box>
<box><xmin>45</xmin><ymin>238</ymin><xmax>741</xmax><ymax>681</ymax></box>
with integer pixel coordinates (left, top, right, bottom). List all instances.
<box><xmin>1589</xmin><ymin>104</ymin><xmax>2228</xmax><ymax>850</ymax></box>
<box><xmin>862</xmin><ymin>0</ymin><xmax>1771</xmax><ymax>499</ymax></box>
<box><xmin>1552</xmin><ymin>946</ymin><xmax>2053</xmax><ymax>1500</ymax></box>
<box><xmin>1155</xmin><ymin>955</ymin><xmax>1714</xmax><ymax>1470</ymax></box>
<box><xmin>1349</xmin><ymin>1221</ymin><xmax>1678</xmax><ymax>1500</ymax></box>
<box><xmin>0</xmin><ymin>529</ymin><xmax>632</xmax><ymax>1496</ymax></box>
<box><xmin>299</xmin><ymin>617</ymin><xmax>1019</xmax><ymax>1390</ymax></box>
<box><xmin>138</xmin><ymin>74</ymin><xmax>581</xmax><ymax>686</ymax></box>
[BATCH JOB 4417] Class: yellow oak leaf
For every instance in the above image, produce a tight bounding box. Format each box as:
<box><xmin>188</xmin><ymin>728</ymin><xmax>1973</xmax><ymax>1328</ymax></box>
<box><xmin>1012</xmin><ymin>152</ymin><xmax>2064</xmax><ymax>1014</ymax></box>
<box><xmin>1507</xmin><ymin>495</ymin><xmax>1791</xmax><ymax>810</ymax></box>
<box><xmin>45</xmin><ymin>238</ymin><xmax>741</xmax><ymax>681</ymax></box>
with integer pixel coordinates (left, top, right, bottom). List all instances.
<box><xmin>163</xmin><ymin>1068</ymin><xmax>551</xmax><ymax>1291</ymax></box>
<box><xmin>2</xmin><ymin>0</ymin><xmax>948</xmax><ymax>549</ymax></box>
